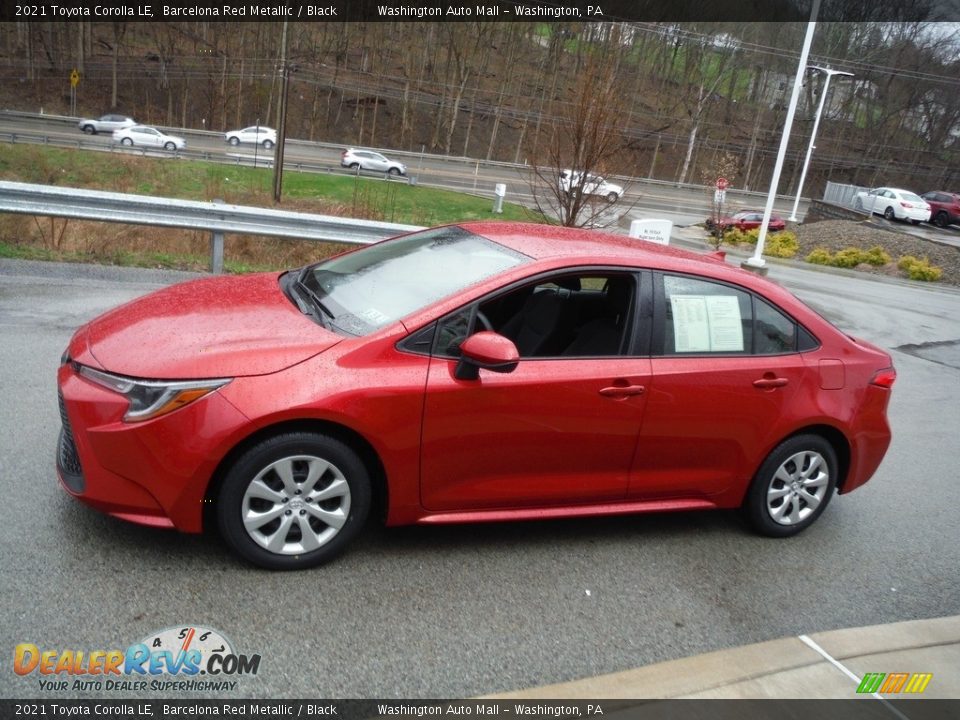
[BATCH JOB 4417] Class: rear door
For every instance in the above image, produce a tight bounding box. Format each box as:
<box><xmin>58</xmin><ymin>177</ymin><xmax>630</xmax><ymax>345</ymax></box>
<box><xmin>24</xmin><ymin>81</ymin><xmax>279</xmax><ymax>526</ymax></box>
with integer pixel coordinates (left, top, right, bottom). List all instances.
<box><xmin>632</xmin><ymin>272</ymin><xmax>812</xmax><ymax>500</ymax></box>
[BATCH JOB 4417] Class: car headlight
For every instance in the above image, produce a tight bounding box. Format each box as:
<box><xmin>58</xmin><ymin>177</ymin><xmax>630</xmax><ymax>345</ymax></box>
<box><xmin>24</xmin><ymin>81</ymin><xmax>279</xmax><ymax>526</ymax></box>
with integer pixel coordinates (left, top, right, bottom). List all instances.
<box><xmin>78</xmin><ymin>365</ymin><xmax>230</xmax><ymax>422</ymax></box>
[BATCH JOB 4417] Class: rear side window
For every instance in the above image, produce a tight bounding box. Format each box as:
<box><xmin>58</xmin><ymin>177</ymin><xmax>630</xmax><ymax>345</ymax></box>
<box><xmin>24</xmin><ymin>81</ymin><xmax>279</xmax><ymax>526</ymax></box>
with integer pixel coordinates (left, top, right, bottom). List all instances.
<box><xmin>658</xmin><ymin>274</ymin><xmax>814</xmax><ymax>356</ymax></box>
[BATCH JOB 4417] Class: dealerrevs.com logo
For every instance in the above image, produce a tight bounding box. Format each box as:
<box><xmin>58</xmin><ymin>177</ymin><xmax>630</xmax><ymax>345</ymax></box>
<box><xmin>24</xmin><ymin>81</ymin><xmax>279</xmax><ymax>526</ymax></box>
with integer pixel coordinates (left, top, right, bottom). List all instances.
<box><xmin>13</xmin><ymin>625</ymin><xmax>261</xmax><ymax>692</ymax></box>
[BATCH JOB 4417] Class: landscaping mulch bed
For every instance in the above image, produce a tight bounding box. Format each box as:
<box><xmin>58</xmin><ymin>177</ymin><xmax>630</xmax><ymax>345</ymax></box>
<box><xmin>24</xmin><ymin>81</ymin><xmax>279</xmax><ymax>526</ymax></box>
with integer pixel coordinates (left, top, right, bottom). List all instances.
<box><xmin>791</xmin><ymin>219</ymin><xmax>960</xmax><ymax>287</ymax></box>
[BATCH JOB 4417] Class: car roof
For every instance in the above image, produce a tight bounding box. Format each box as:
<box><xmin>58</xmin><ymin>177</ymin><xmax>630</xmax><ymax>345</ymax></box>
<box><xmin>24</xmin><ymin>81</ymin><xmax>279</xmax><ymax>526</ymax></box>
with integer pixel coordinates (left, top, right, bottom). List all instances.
<box><xmin>462</xmin><ymin>221</ymin><xmax>738</xmax><ymax>271</ymax></box>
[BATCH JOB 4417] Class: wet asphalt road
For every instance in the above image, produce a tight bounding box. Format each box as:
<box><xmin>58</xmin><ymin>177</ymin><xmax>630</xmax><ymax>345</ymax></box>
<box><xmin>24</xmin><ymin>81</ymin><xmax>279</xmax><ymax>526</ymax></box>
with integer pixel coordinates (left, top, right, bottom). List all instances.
<box><xmin>0</xmin><ymin>257</ymin><xmax>958</xmax><ymax>700</ymax></box>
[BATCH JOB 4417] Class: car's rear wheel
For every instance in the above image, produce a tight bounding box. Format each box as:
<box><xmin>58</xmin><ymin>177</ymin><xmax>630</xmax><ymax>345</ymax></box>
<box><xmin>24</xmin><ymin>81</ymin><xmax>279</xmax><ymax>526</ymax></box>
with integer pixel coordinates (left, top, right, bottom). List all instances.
<box><xmin>121</xmin><ymin>137</ymin><xmax>133</xmax><ymax>146</ymax></box>
<box><xmin>263</xmin><ymin>139</ymin><xmax>274</xmax><ymax>149</ymax></box>
<box><xmin>217</xmin><ymin>432</ymin><xmax>371</xmax><ymax>570</ymax></box>
<box><xmin>934</xmin><ymin>211</ymin><xmax>949</xmax><ymax>228</ymax></box>
<box><xmin>228</xmin><ymin>137</ymin><xmax>240</xmax><ymax>146</ymax></box>
<box><xmin>744</xmin><ymin>434</ymin><xmax>837</xmax><ymax>537</ymax></box>
<box><xmin>911</xmin><ymin>219</ymin><xmax>920</xmax><ymax>225</ymax></box>
<box><xmin>884</xmin><ymin>206</ymin><xmax>896</xmax><ymax>221</ymax></box>
<box><xmin>349</xmin><ymin>162</ymin><xmax>360</xmax><ymax>171</ymax></box>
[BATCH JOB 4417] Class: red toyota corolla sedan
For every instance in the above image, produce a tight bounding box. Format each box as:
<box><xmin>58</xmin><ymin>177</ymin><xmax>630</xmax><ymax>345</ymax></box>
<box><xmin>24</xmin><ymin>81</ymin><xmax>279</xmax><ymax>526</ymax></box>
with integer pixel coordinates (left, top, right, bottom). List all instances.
<box><xmin>57</xmin><ymin>222</ymin><xmax>896</xmax><ymax>570</ymax></box>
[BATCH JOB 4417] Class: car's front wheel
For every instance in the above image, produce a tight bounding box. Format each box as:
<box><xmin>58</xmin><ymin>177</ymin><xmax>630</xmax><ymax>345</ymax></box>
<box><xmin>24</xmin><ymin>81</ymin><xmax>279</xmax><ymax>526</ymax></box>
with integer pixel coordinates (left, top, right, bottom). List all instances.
<box><xmin>216</xmin><ymin>432</ymin><xmax>371</xmax><ymax>570</ymax></box>
<box><xmin>607</xmin><ymin>192</ymin><xmax>620</xmax><ymax>203</ymax></box>
<box><xmin>82</xmin><ymin>125</ymin><xmax>96</xmax><ymax>135</ymax></box>
<box><xmin>388</xmin><ymin>167</ymin><xmax>401</xmax><ymax>176</ymax></box>
<box><xmin>744</xmin><ymin>434</ymin><xmax>838</xmax><ymax>537</ymax></box>
<box><xmin>164</xmin><ymin>141</ymin><xmax>176</xmax><ymax>150</ymax></box>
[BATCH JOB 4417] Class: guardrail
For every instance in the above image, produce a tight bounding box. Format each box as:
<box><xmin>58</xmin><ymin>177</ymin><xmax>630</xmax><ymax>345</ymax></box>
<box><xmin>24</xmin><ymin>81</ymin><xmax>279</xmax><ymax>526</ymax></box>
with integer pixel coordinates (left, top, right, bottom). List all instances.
<box><xmin>0</xmin><ymin>181</ymin><xmax>422</xmax><ymax>273</ymax></box>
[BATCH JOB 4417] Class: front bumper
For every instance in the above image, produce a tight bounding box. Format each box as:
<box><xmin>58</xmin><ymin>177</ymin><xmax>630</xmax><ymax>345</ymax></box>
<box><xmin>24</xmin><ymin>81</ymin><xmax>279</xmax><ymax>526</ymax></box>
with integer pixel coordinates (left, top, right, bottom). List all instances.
<box><xmin>56</xmin><ymin>363</ymin><xmax>250</xmax><ymax>532</ymax></box>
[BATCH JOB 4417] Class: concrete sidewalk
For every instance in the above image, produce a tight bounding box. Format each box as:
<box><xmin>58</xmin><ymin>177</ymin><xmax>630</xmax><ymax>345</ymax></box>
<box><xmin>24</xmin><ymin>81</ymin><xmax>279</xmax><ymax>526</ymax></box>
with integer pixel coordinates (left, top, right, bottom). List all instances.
<box><xmin>487</xmin><ymin>615</ymin><xmax>960</xmax><ymax>699</ymax></box>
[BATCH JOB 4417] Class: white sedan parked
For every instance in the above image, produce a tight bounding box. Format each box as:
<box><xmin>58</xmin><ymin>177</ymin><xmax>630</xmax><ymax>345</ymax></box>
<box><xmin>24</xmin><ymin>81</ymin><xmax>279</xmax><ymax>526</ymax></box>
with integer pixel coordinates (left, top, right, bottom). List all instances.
<box><xmin>854</xmin><ymin>187</ymin><xmax>931</xmax><ymax>224</ymax></box>
<box><xmin>113</xmin><ymin>125</ymin><xmax>186</xmax><ymax>151</ymax></box>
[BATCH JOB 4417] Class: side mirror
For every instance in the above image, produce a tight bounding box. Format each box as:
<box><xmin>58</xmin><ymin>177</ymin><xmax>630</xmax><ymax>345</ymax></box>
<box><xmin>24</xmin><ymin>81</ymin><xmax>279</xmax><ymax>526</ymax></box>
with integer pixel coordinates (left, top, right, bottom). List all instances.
<box><xmin>454</xmin><ymin>332</ymin><xmax>520</xmax><ymax>381</ymax></box>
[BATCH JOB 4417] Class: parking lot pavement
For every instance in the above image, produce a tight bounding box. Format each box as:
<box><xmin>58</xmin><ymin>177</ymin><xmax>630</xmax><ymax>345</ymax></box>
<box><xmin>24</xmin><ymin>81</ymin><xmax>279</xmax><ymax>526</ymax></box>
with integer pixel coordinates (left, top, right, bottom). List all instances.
<box><xmin>486</xmin><ymin>614</ymin><xmax>960</xmax><ymax>699</ymax></box>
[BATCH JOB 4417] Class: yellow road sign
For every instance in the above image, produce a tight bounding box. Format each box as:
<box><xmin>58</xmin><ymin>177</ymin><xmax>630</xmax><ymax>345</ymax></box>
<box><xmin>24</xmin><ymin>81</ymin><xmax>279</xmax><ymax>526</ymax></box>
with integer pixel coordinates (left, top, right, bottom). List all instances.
<box><xmin>70</xmin><ymin>69</ymin><xmax>80</xmax><ymax>87</ymax></box>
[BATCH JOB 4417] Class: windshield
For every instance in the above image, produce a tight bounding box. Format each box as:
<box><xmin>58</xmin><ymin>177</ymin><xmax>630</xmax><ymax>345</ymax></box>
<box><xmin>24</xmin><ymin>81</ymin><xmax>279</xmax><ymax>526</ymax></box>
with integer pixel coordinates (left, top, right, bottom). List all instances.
<box><xmin>298</xmin><ymin>226</ymin><xmax>530</xmax><ymax>335</ymax></box>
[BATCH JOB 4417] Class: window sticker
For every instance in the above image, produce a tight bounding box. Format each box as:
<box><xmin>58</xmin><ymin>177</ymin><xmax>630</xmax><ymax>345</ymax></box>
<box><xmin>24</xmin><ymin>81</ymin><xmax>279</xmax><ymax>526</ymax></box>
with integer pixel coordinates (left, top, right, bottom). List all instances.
<box><xmin>670</xmin><ymin>295</ymin><xmax>744</xmax><ymax>352</ymax></box>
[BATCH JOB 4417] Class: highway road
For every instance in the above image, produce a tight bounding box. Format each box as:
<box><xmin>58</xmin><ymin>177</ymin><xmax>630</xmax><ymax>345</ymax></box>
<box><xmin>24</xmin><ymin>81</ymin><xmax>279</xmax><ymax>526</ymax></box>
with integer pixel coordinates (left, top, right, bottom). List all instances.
<box><xmin>0</xmin><ymin>255</ymin><xmax>958</xmax><ymax>700</ymax></box>
<box><xmin>0</xmin><ymin>112</ymin><xmax>807</xmax><ymax>228</ymax></box>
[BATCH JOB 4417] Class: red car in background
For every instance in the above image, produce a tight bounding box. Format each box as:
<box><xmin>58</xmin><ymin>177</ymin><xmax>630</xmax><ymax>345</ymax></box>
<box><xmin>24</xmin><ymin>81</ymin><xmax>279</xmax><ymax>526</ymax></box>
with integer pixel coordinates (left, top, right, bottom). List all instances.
<box><xmin>921</xmin><ymin>191</ymin><xmax>960</xmax><ymax>228</ymax></box>
<box><xmin>710</xmin><ymin>211</ymin><xmax>787</xmax><ymax>233</ymax></box>
<box><xmin>57</xmin><ymin>222</ymin><xmax>895</xmax><ymax>570</ymax></box>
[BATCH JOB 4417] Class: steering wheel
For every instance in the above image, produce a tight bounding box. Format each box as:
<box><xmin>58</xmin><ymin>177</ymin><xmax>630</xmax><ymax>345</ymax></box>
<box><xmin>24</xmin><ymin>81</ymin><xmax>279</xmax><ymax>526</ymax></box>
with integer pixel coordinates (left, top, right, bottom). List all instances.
<box><xmin>474</xmin><ymin>310</ymin><xmax>494</xmax><ymax>332</ymax></box>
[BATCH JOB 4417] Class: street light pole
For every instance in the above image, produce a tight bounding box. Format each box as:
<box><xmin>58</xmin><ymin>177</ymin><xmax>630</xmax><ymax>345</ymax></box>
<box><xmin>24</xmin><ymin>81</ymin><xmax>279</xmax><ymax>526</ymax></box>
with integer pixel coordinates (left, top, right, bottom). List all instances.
<box><xmin>745</xmin><ymin>0</ymin><xmax>820</xmax><ymax>272</ymax></box>
<box><xmin>788</xmin><ymin>66</ymin><xmax>854</xmax><ymax>222</ymax></box>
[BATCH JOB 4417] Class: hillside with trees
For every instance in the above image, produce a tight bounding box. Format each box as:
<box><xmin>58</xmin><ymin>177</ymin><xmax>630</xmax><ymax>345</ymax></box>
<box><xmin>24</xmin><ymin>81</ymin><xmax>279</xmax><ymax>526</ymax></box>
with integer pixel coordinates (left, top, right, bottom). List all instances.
<box><xmin>1</xmin><ymin>21</ymin><xmax>958</xmax><ymax>197</ymax></box>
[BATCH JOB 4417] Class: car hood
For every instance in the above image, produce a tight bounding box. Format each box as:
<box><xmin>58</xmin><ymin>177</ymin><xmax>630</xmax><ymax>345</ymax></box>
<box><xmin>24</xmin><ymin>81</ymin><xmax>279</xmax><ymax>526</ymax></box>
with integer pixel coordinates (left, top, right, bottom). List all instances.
<box><xmin>83</xmin><ymin>273</ymin><xmax>342</xmax><ymax>379</ymax></box>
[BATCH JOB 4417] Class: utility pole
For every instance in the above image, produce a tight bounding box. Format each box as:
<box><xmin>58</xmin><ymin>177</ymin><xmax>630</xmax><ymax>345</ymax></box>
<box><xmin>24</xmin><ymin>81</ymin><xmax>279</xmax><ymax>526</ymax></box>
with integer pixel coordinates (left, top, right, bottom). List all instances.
<box><xmin>272</xmin><ymin>21</ymin><xmax>290</xmax><ymax>203</ymax></box>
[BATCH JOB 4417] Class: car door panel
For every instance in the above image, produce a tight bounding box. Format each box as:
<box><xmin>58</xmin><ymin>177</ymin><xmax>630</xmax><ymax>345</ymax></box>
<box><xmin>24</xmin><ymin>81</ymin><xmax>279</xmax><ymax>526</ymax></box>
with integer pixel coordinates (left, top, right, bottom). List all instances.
<box><xmin>420</xmin><ymin>355</ymin><xmax>651</xmax><ymax>510</ymax></box>
<box><xmin>631</xmin><ymin>354</ymin><xmax>806</xmax><ymax>499</ymax></box>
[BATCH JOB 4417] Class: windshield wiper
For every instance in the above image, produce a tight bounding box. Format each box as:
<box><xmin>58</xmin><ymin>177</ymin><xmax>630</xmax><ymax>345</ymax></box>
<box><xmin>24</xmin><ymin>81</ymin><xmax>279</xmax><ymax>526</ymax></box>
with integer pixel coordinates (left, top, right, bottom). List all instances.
<box><xmin>295</xmin><ymin>269</ymin><xmax>336</xmax><ymax>326</ymax></box>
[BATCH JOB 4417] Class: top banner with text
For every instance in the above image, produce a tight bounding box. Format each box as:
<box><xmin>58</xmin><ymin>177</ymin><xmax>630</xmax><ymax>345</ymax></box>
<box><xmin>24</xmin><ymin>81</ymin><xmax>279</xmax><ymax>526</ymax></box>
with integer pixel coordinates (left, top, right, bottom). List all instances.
<box><xmin>4</xmin><ymin>0</ymin><xmax>960</xmax><ymax>24</ymax></box>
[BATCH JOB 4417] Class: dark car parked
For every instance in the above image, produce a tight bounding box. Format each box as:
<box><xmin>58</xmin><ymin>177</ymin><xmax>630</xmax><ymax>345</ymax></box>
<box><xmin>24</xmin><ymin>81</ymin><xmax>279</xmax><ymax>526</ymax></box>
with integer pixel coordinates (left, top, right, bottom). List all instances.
<box><xmin>921</xmin><ymin>191</ymin><xmax>960</xmax><ymax>228</ymax></box>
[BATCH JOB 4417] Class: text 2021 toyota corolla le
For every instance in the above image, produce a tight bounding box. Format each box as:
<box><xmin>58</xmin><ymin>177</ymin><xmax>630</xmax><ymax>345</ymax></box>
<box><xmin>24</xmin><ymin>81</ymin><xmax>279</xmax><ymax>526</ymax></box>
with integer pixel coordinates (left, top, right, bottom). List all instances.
<box><xmin>57</xmin><ymin>222</ymin><xmax>896</xmax><ymax>569</ymax></box>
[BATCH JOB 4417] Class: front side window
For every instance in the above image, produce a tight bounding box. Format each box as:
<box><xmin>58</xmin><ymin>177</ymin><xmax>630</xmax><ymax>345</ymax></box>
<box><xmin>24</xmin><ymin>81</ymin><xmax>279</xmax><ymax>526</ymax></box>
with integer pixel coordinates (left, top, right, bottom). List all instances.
<box><xmin>433</xmin><ymin>271</ymin><xmax>638</xmax><ymax>359</ymax></box>
<box><xmin>297</xmin><ymin>227</ymin><xmax>529</xmax><ymax>336</ymax></box>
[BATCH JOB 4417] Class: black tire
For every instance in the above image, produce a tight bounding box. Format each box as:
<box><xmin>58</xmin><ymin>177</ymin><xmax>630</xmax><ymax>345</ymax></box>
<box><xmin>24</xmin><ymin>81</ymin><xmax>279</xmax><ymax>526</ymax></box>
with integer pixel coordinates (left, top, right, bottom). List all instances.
<box><xmin>934</xmin><ymin>211</ymin><xmax>949</xmax><ymax>228</ymax></box>
<box><xmin>607</xmin><ymin>192</ymin><xmax>619</xmax><ymax>203</ymax></box>
<box><xmin>164</xmin><ymin>141</ymin><xmax>176</xmax><ymax>151</ymax></box>
<box><xmin>216</xmin><ymin>432</ymin><xmax>371</xmax><ymax>570</ymax></box>
<box><xmin>387</xmin><ymin>167</ymin><xmax>401</xmax><ymax>176</ymax></box>
<box><xmin>121</xmin><ymin>137</ymin><xmax>133</xmax><ymax>146</ymax></box>
<box><xmin>884</xmin><ymin>206</ymin><xmax>896</xmax><ymax>221</ymax></box>
<box><xmin>228</xmin><ymin>136</ymin><xmax>240</xmax><ymax>146</ymax></box>
<box><xmin>743</xmin><ymin>434</ymin><xmax>838</xmax><ymax>538</ymax></box>
<box><xmin>349</xmin><ymin>162</ymin><xmax>360</xmax><ymax>171</ymax></box>
<box><xmin>911</xmin><ymin>219</ymin><xmax>920</xmax><ymax>225</ymax></box>
<box><xmin>262</xmin><ymin>139</ymin><xmax>274</xmax><ymax>149</ymax></box>
<box><xmin>82</xmin><ymin>125</ymin><xmax>96</xmax><ymax>135</ymax></box>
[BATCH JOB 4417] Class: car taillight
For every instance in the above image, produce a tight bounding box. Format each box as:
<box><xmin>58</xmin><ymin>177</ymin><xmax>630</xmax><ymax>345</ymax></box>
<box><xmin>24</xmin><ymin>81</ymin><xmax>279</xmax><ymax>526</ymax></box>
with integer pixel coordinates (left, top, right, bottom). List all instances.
<box><xmin>870</xmin><ymin>368</ymin><xmax>897</xmax><ymax>388</ymax></box>
<box><xmin>900</xmin><ymin>202</ymin><xmax>912</xmax><ymax>208</ymax></box>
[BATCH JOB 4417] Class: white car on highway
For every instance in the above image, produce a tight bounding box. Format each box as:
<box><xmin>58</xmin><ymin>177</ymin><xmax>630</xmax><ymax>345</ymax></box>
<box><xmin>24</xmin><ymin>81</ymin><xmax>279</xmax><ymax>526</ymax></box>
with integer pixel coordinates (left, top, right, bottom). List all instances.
<box><xmin>225</xmin><ymin>125</ymin><xmax>276</xmax><ymax>149</ymax></box>
<box><xmin>559</xmin><ymin>169</ymin><xmax>623</xmax><ymax>202</ymax></box>
<box><xmin>854</xmin><ymin>187</ymin><xmax>931</xmax><ymax>224</ymax></box>
<box><xmin>113</xmin><ymin>125</ymin><xmax>186</xmax><ymax>151</ymax></box>
<box><xmin>77</xmin><ymin>114</ymin><xmax>136</xmax><ymax>135</ymax></box>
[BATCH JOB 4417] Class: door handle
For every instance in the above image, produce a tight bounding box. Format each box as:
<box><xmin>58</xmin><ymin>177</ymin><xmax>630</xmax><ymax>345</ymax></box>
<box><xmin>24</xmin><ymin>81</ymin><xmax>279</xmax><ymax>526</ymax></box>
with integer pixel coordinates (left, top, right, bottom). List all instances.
<box><xmin>753</xmin><ymin>377</ymin><xmax>789</xmax><ymax>390</ymax></box>
<box><xmin>599</xmin><ymin>385</ymin><xmax>645</xmax><ymax>397</ymax></box>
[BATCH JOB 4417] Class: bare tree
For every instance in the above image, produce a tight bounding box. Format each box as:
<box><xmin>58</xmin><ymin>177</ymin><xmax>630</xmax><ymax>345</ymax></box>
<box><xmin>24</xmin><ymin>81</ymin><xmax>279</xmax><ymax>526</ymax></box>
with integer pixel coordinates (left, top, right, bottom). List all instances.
<box><xmin>527</xmin><ymin>51</ymin><xmax>633</xmax><ymax>228</ymax></box>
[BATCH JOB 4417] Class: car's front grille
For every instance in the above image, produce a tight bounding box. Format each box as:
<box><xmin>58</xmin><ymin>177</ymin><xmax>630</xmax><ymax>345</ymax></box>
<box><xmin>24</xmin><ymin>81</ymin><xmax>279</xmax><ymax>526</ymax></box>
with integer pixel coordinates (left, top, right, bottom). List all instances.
<box><xmin>57</xmin><ymin>389</ymin><xmax>85</xmax><ymax>492</ymax></box>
